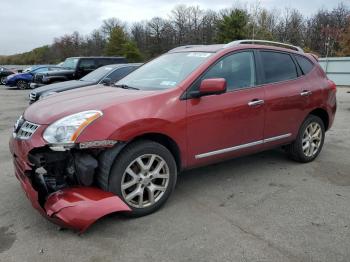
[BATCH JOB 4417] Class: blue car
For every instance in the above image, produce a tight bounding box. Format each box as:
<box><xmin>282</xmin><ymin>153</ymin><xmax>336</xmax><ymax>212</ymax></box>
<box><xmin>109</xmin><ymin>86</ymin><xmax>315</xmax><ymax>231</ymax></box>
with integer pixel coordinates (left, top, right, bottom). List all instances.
<box><xmin>5</xmin><ymin>65</ymin><xmax>63</xmax><ymax>89</ymax></box>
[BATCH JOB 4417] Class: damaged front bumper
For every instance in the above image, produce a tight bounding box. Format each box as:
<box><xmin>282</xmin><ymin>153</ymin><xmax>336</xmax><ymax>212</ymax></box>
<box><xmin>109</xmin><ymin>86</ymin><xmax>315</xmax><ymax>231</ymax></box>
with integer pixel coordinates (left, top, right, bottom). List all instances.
<box><xmin>9</xmin><ymin>129</ymin><xmax>131</xmax><ymax>233</ymax></box>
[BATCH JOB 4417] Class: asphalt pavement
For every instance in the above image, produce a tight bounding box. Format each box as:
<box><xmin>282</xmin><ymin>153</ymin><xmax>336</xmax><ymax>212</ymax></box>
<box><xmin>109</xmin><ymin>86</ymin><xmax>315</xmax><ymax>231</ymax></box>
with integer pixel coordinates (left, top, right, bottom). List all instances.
<box><xmin>0</xmin><ymin>86</ymin><xmax>349</xmax><ymax>262</ymax></box>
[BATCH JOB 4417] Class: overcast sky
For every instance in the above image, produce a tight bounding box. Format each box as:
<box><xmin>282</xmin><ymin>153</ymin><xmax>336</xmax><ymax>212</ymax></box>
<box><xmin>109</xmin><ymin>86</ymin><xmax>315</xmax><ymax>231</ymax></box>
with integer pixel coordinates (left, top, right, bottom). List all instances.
<box><xmin>0</xmin><ymin>0</ymin><xmax>347</xmax><ymax>55</ymax></box>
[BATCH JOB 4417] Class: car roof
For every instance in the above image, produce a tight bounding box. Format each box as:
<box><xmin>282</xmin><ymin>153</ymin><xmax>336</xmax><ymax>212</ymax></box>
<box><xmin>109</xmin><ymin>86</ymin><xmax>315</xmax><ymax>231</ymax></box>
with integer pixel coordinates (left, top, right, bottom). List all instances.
<box><xmin>168</xmin><ymin>40</ymin><xmax>304</xmax><ymax>55</ymax></box>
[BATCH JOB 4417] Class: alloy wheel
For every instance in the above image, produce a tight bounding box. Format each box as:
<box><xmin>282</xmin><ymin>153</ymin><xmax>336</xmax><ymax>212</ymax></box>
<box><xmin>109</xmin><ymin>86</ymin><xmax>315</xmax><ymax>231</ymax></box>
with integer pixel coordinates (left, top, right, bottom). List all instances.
<box><xmin>302</xmin><ymin>122</ymin><xmax>322</xmax><ymax>157</ymax></box>
<box><xmin>121</xmin><ymin>154</ymin><xmax>170</xmax><ymax>208</ymax></box>
<box><xmin>17</xmin><ymin>80</ymin><xmax>28</xmax><ymax>89</ymax></box>
<box><xmin>0</xmin><ymin>77</ymin><xmax>6</xmax><ymax>85</ymax></box>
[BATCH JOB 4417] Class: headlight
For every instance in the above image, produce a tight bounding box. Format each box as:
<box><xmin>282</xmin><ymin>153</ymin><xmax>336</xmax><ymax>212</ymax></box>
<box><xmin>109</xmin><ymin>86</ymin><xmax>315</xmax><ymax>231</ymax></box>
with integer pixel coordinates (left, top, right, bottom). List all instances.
<box><xmin>43</xmin><ymin>110</ymin><xmax>103</xmax><ymax>144</ymax></box>
<box><xmin>7</xmin><ymin>74</ymin><xmax>15</xmax><ymax>79</ymax></box>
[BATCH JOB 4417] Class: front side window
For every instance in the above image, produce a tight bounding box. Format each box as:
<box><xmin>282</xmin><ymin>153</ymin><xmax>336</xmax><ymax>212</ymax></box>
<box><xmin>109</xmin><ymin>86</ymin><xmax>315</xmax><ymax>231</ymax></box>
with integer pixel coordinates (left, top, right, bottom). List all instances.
<box><xmin>62</xmin><ymin>58</ymin><xmax>78</xmax><ymax>69</ymax></box>
<box><xmin>117</xmin><ymin>52</ymin><xmax>213</xmax><ymax>90</ymax></box>
<box><xmin>260</xmin><ymin>51</ymin><xmax>298</xmax><ymax>84</ymax></box>
<box><xmin>200</xmin><ymin>51</ymin><xmax>256</xmax><ymax>91</ymax></box>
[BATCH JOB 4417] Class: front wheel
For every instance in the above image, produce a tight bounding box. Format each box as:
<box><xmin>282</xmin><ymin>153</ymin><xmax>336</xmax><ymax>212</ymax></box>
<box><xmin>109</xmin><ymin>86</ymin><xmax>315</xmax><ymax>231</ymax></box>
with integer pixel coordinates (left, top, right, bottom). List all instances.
<box><xmin>16</xmin><ymin>80</ymin><xmax>29</xmax><ymax>89</ymax></box>
<box><xmin>286</xmin><ymin>115</ymin><xmax>325</xmax><ymax>163</ymax></box>
<box><xmin>0</xmin><ymin>76</ymin><xmax>6</xmax><ymax>85</ymax></box>
<box><xmin>107</xmin><ymin>140</ymin><xmax>177</xmax><ymax>217</ymax></box>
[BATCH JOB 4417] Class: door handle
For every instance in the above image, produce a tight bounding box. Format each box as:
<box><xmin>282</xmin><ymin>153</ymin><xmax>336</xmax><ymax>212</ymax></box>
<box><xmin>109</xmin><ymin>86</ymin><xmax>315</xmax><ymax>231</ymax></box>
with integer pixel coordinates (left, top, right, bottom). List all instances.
<box><xmin>300</xmin><ymin>90</ymin><xmax>312</xmax><ymax>96</ymax></box>
<box><xmin>248</xmin><ymin>99</ymin><xmax>264</xmax><ymax>107</ymax></box>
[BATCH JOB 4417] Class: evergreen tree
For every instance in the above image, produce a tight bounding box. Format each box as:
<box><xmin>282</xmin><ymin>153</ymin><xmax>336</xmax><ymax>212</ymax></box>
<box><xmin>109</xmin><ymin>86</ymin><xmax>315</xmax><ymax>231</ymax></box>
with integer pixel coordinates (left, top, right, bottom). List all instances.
<box><xmin>104</xmin><ymin>27</ymin><xmax>128</xmax><ymax>56</ymax></box>
<box><xmin>122</xmin><ymin>41</ymin><xmax>143</xmax><ymax>62</ymax></box>
<box><xmin>216</xmin><ymin>9</ymin><xmax>249</xmax><ymax>43</ymax></box>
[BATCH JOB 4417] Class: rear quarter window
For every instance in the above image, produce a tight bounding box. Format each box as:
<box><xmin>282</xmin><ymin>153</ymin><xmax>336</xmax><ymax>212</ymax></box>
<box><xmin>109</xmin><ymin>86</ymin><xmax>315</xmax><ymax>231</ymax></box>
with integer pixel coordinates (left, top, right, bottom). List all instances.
<box><xmin>260</xmin><ymin>51</ymin><xmax>298</xmax><ymax>84</ymax></box>
<box><xmin>295</xmin><ymin>55</ymin><xmax>315</xmax><ymax>75</ymax></box>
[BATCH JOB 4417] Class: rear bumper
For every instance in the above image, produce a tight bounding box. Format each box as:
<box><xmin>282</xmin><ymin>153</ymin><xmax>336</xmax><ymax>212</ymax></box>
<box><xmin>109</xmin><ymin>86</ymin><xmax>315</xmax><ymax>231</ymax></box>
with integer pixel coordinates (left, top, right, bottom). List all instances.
<box><xmin>9</xmin><ymin>134</ymin><xmax>131</xmax><ymax>233</ymax></box>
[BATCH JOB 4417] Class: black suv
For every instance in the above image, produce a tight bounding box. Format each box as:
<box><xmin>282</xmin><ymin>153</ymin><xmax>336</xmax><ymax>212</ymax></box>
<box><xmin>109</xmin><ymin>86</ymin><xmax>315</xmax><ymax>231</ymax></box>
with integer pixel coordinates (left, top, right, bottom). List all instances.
<box><xmin>29</xmin><ymin>63</ymin><xmax>141</xmax><ymax>103</ymax></box>
<box><xmin>30</xmin><ymin>56</ymin><xmax>127</xmax><ymax>88</ymax></box>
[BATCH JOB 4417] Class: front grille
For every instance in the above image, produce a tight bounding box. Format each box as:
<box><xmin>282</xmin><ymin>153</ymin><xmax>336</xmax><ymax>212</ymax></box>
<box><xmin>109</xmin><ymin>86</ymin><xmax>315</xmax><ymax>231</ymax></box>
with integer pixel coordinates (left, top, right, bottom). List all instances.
<box><xmin>15</xmin><ymin>121</ymin><xmax>39</xmax><ymax>140</ymax></box>
<box><xmin>29</xmin><ymin>92</ymin><xmax>37</xmax><ymax>101</ymax></box>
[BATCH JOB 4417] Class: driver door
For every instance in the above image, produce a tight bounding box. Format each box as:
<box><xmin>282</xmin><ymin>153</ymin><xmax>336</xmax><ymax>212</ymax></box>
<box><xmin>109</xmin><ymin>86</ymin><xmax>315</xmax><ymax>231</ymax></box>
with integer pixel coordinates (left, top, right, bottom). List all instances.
<box><xmin>186</xmin><ymin>51</ymin><xmax>265</xmax><ymax>167</ymax></box>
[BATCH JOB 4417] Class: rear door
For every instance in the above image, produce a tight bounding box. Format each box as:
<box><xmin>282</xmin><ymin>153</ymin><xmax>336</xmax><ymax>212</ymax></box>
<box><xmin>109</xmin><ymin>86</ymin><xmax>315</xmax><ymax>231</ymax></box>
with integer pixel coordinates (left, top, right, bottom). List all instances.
<box><xmin>77</xmin><ymin>58</ymin><xmax>97</xmax><ymax>78</ymax></box>
<box><xmin>257</xmin><ymin>50</ymin><xmax>306</xmax><ymax>146</ymax></box>
<box><xmin>186</xmin><ymin>51</ymin><xmax>265</xmax><ymax>167</ymax></box>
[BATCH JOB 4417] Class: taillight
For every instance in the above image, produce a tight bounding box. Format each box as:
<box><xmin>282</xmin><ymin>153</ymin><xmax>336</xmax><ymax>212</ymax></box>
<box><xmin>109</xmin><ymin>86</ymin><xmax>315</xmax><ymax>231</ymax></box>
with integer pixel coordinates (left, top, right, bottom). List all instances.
<box><xmin>328</xmin><ymin>80</ymin><xmax>337</xmax><ymax>92</ymax></box>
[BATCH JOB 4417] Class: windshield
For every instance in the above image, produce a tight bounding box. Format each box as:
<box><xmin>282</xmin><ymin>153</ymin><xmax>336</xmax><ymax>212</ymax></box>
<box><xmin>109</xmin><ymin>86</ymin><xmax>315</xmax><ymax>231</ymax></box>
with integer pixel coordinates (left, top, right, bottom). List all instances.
<box><xmin>62</xmin><ymin>58</ymin><xmax>78</xmax><ymax>69</ymax></box>
<box><xmin>80</xmin><ymin>65</ymin><xmax>115</xmax><ymax>82</ymax></box>
<box><xmin>116</xmin><ymin>52</ymin><xmax>213</xmax><ymax>90</ymax></box>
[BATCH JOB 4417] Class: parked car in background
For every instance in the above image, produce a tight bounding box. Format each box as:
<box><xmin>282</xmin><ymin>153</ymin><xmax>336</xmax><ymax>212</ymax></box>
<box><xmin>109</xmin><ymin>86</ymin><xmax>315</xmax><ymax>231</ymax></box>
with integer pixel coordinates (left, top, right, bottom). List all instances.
<box><xmin>0</xmin><ymin>67</ymin><xmax>16</xmax><ymax>85</ymax></box>
<box><xmin>31</xmin><ymin>56</ymin><xmax>128</xmax><ymax>88</ymax></box>
<box><xmin>5</xmin><ymin>65</ymin><xmax>63</xmax><ymax>89</ymax></box>
<box><xmin>29</xmin><ymin>63</ymin><xmax>141</xmax><ymax>103</ymax></box>
<box><xmin>9</xmin><ymin>40</ymin><xmax>337</xmax><ymax>232</ymax></box>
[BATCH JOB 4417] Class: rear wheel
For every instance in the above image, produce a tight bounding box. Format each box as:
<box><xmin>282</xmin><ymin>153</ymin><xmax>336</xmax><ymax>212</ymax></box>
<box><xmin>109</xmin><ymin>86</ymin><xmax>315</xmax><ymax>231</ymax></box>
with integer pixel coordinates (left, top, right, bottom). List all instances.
<box><xmin>16</xmin><ymin>80</ymin><xmax>29</xmax><ymax>89</ymax></box>
<box><xmin>107</xmin><ymin>140</ymin><xmax>177</xmax><ymax>217</ymax></box>
<box><xmin>286</xmin><ymin>115</ymin><xmax>325</xmax><ymax>163</ymax></box>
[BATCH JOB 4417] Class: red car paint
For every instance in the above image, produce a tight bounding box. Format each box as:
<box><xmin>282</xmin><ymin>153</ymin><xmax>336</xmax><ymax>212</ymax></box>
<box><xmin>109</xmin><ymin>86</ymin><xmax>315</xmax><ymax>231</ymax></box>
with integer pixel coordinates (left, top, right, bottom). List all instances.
<box><xmin>44</xmin><ymin>187</ymin><xmax>131</xmax><ymax>233</ymax></box>
<box><xmin>9</xmin><ymin>43</ymin><xmax>337</xmax><ymax>232</ymax></box>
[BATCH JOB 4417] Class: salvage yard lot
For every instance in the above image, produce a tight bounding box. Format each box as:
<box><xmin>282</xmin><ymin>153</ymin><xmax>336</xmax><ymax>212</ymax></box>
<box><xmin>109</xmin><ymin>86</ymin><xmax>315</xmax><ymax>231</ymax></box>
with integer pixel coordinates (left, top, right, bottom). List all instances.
<box><xmin>0</xmin><ymin>87</ymin><xmax>349</xmax><ymax>262</ymax></box>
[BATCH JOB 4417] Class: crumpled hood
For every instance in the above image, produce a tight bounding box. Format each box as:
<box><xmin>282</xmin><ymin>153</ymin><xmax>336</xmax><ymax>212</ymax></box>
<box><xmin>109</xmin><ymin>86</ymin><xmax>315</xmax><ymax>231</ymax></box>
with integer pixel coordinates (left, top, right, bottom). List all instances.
<box><xmin>24</xmin><ymin>85</ymin><xmax>156</xmax><ymax>124</ymax></box>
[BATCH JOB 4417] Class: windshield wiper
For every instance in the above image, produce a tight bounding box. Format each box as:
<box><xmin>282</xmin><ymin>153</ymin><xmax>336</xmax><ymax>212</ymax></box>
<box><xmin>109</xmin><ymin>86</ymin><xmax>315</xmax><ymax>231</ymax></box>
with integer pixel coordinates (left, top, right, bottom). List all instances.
<box><xmin>114</xmin><ymin>84</ymin><xmax>140</xmax><ymax>90</ymax></box>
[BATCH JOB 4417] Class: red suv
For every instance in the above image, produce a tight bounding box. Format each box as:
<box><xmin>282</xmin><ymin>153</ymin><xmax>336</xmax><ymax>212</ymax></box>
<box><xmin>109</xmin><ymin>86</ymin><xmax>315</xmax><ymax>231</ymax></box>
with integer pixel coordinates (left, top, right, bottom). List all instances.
<box><xmin>9</xmin><ymin>40</ymin><xmax>337</xmax><ymax>232</ymax></box>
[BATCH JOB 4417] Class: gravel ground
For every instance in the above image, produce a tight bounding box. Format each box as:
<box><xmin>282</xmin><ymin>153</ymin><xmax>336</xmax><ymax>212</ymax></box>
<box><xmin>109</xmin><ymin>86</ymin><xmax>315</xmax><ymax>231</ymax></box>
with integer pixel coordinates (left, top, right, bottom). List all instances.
<box><xmin>0</xmin><ymin>86</ymin><xmax>349</xmax><ymax>262</ymax></box>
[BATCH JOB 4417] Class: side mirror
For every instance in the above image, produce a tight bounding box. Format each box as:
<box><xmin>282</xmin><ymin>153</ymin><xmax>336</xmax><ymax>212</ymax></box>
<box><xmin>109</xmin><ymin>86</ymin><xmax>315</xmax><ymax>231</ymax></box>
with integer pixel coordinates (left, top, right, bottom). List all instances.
<box><xmin>190</xmin><ymin>78</ymin><xmax>227</xmax><ymax>98</ymax></box>
<box><xmin>101</xmin><ymin>78</ymin><xmax>112</xmax><ymax>86</ymax></box>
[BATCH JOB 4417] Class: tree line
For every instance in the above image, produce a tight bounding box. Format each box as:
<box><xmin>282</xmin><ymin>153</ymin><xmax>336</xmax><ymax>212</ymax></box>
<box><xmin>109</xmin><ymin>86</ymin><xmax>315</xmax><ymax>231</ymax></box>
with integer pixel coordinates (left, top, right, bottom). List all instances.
<box><xmin>0</xmin><ymin>3</ymin><xmax>349</xmax><ymax>65</ymax></box>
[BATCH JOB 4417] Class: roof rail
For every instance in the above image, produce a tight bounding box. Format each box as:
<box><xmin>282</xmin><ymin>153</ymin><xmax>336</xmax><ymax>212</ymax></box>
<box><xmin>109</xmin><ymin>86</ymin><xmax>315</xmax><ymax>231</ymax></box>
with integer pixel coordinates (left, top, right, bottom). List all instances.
<box><xmin>169</xmin><ymin>45</ymin><xmax>205</xmax><ymax>52</ymax></box>
<box><xmin>224</xmin><ymin>40</ymin><xmax>304</xmax><ymax>53</ymax></box>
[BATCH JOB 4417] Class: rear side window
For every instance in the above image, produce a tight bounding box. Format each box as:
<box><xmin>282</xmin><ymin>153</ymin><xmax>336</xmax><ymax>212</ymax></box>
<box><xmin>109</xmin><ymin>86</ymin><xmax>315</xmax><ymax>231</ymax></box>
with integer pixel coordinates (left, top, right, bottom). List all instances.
<box><xmin>79</xmin><ymin>59</ymin><xmax>96</xmax><ymax>70</ymax></box>
<box><xmin>295</xmin><ymin>55</ymin><xmax>314</xmax><ymax>75</ymax></box>
<box><xmin>260</xmin><ymin>51</ymin><xmax>298</xmax><ymax>84</ymax></box>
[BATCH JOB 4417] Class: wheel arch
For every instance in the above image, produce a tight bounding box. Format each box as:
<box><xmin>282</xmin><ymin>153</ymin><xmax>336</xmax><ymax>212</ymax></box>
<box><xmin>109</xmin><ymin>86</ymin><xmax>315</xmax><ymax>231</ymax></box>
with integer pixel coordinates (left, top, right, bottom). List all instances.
<box><xmin>308</xmin><ymin>108</ymin><xmax>329</xmax><ymax>130</ymax></box>
<box><xmin>96</xmin><ymin>132</ymin><xmax>182</xmax><ymax>191</ymax></box>
<box><xmin>129</xmin><ymin>133</ymin><xmax>182</xmax><ymax>171</ymax></box>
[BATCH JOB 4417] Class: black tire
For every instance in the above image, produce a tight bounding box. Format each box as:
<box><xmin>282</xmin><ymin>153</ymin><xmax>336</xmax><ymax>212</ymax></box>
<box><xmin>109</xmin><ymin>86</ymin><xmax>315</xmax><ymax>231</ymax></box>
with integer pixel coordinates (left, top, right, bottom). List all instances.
<box><xmin>106</xmin><ymin>140</ymin><xmax>177</xmax><ymax>217</ymax></box>
<box><xmin>0</xmin><ymin>76</ymin><xmax>6</xmax><ymax>85</ymax></box>
<box><xmin>16</xmin><ymin>80</ymin><xmax>29</xmax><ymax>90</ymax></box>
<box><xmin>286</xmin><ymin>115</ymin><xmax>325</xmax><ymax>163</ymax></box>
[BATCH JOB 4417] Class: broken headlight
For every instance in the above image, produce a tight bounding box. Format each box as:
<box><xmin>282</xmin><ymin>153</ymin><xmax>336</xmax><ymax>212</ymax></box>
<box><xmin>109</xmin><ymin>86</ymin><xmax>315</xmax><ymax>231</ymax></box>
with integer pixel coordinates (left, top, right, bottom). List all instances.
<box><xmin>43</xmin><ymin>110</ymin><xmax>103</xmax><ymax>144</ymax></box>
